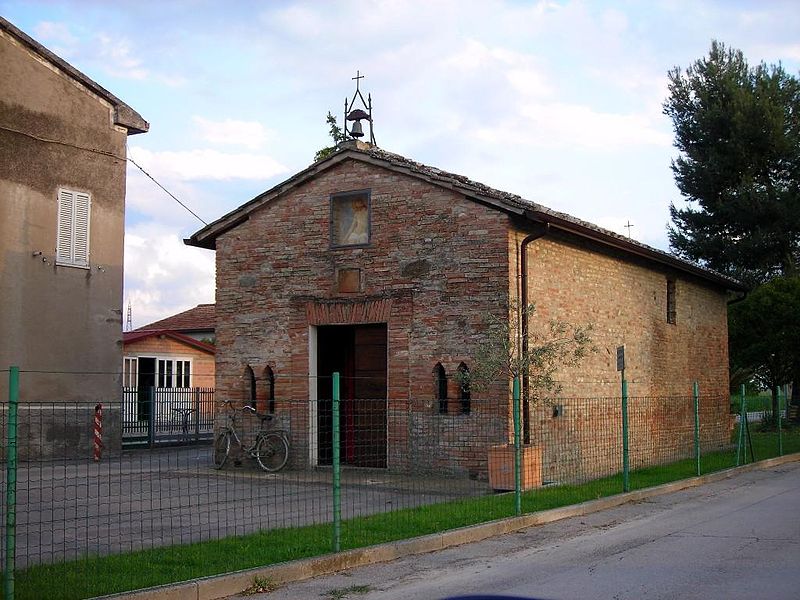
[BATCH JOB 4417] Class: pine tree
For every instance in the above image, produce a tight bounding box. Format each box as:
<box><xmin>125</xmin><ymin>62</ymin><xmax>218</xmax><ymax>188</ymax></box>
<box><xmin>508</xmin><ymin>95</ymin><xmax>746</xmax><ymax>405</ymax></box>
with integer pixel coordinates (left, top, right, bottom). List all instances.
<box><xmin>664</xmin><ymin>41</ymin><xmax>800</xmax><ymax>286</ymax></box>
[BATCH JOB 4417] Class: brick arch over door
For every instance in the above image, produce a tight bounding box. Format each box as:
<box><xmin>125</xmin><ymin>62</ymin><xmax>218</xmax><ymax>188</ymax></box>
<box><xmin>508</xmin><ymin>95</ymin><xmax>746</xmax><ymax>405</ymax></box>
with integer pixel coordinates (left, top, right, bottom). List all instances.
<box><xmin>305</xmin><ymin>297</ymin><xmax>393</xmax><ymax>326</ymax></box>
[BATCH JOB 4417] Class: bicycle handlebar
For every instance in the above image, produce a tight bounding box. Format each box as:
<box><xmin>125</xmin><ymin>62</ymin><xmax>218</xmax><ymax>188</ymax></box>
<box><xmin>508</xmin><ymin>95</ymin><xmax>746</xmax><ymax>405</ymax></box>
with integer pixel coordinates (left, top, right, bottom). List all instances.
<box><xmin>220</xmin><ymin>401</ymin><xmax>274</xmax><ymax>422</ymax></box>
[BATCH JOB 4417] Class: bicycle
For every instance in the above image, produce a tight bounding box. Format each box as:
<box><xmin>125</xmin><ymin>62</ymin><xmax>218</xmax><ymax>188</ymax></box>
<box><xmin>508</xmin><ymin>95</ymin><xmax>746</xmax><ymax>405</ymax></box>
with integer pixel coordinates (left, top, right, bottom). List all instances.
<box><xmin>213</xmin><ymin>400</ymin><xmax>289</xmax><ymax>472</ymax></box>
<box><xmin>172</xmin><ymin>407</ymin><xmax>196</xmax><ymax>444</ymax></box>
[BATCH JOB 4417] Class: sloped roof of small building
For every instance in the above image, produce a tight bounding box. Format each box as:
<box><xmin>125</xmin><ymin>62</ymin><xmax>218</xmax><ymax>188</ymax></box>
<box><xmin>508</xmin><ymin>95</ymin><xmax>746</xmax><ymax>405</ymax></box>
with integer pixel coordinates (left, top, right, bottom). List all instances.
<box><xmin>135</xmin><ymin>304</ymin><xmax>215</xmax><ymax>333</ymax></box>
<box><xmin>186</xmin><ymin>141</ymin><xmax>745</xmax><ymax>292</ymax></box>
<box><xmin>0</xmin><ymin>17</ymin><xmax>149</xmax><ymax>134</ymax></box>
<box><xmin>123</xmin><ymin>330</ymin><xmax>215</xmax><ymax>354</ymax></box>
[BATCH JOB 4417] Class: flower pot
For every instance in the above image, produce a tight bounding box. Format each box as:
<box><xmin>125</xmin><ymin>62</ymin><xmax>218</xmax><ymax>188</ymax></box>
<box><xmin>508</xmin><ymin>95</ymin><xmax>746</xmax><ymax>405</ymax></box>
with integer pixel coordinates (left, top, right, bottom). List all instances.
<box><xmin>488</xmin><ymin>444</ymin><xmax>542</xmax><ymax>491</ymax></box>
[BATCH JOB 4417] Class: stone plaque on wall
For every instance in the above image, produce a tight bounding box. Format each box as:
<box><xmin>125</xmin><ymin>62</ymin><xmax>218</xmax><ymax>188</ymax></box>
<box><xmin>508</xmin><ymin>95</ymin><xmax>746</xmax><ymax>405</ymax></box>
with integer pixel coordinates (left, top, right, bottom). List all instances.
<box><xmin>337</xmin><ymin>268</ymin><xmax>361</xmax><ymax>293</ymax></box>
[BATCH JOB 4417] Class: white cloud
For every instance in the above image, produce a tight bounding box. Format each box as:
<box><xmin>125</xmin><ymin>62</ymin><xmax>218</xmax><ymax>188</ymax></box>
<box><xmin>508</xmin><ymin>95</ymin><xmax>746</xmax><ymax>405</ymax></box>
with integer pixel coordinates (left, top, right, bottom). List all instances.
<box><xmin>125</xmin><ymin>163</ymin><xmax>208</xmax><ymax>226</ymax></box>
<box><xmin>443</xmin><ymin>39</ymin><xmax>554</xmax><ymax>99</ymax></box>
<box><xmin>128</xmin><ymin>146</ymin><xmax>288</xmax><ymax>181</ymax></box>
<box><xmin>753</xmin><ymin>43</ymin><xmax>800</xmax><ymax>63</ymax></box>
<box><xmin>95</xmin><ymin>33</ymin><xmax>148</xmax><ymax>80</ymax></box>
<box><xmin>33</xmin><ymin>21</ymin><xmax>77</xmax><ymax>54</ymax></box>
<box><xmin>124</xmin><ymin>225</ymin><xmax>215</xmax><ymax>329</ymax></box>
<box><xmin>269</xmin><ymin>4</ymin><xmax>326</xmax><ymax>38</ymax></box>
<box><xmin>192</xmin><ymin>116</ymin><xmax>272</xmax><ymax>149</ymax></box>
<box><xmin>470</xmin><ymin>101</ymin><xmax>670</xmax><ymax>150</ymax></box>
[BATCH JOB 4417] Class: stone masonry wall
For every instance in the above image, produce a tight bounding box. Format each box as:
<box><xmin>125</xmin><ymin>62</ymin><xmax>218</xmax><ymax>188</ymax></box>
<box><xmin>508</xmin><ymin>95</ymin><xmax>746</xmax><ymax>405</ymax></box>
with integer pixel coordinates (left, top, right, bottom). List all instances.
<box><xmin>213</xmin><ymin>158</ymin><xmax>732</xmax><ymax>480</ymax></box>
<box><xmin>214</xmin><ymin>159</ymin><xmax>512</xmax><ymax>474</ymax></box>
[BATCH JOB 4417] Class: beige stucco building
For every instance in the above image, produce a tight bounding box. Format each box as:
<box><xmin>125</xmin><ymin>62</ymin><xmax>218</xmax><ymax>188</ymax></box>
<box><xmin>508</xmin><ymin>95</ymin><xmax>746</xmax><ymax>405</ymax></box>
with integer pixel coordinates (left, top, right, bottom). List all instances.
<box><xmin>0</xmin><ymin>17</ymin><xmax>148</xmax><ymax>457</ymax></box>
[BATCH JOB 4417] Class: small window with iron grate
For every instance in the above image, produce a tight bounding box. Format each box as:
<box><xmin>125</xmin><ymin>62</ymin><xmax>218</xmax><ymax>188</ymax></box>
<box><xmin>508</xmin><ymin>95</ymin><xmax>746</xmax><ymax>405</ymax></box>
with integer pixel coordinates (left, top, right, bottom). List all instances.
<box><xmin>434</xmin><ymin>363</ymin><xmax>448</xmax><ymax>414</ymax></box>
<box><xmin>667</xmin><ymin>278</ymin><xmax>677</xmax><ymax>325</ymax></box>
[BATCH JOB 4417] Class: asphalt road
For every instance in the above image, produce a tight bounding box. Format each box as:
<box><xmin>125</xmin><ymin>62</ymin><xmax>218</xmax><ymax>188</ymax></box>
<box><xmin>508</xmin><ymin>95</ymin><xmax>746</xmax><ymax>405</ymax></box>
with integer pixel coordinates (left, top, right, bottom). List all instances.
<box><xmin>236</xmin><ymin>461</ymin><xmax>800</xmax><ymax>600</ymax></box>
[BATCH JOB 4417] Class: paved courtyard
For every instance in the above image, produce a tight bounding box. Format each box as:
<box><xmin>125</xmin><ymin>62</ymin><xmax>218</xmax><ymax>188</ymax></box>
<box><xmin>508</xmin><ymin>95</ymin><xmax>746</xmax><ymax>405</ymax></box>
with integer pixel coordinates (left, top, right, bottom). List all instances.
<box><xmin>0</xmin><ymin>445</ymin><xmax>487</xmax><ymax>568</ymax></box>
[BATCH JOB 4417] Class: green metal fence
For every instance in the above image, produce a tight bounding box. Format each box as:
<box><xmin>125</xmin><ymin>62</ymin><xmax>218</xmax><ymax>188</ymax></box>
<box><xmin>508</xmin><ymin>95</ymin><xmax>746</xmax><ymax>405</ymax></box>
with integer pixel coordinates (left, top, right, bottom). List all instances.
<box><xmin>1</xmin><ymin>367</ymin><xmax>797</xmax><ymax>600</ymax></box>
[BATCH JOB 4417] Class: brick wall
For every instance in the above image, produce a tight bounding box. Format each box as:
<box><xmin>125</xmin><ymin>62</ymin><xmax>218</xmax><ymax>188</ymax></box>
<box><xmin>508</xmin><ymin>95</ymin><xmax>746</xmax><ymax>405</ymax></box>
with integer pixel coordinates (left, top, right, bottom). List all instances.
<box><xmin>215</xmin><ymin>159</ymin><xmax>511</xmax><ymax>472</ymax></box>
<box><xmin>515</xmin><ymin>233</ymin><xmax>729</xmax><ymax>398</ymax></box>
<box><xmin>213</xmin><ymin>157</ymin><xmax>732</xmax><ymax>479</ymax></box>
<box><xmin>516</xmin><ymin>231</ymin><xmax>732</xmax><ymax>478</ymax></box>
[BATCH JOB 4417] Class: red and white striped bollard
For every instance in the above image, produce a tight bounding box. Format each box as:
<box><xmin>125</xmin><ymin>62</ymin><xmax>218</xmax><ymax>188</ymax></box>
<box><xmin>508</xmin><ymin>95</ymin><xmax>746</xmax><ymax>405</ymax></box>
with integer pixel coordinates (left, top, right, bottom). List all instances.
<box><xmin>93</xmin><ymin>403</ymin><xmax>103</xmax><ymax>461</ymax></box>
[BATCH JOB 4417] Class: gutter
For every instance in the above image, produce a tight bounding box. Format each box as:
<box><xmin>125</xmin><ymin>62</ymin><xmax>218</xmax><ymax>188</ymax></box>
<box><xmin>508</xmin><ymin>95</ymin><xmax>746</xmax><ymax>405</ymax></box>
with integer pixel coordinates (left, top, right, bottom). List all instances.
<box><xmin>523</xmin><ymin>209</ymin><xmax>746</xmax><ymax>293</ymax></box>
<box><xmin>727</xmin><ymin>290</ymin><xmax>748</xmax><ymax>306</ymax></box>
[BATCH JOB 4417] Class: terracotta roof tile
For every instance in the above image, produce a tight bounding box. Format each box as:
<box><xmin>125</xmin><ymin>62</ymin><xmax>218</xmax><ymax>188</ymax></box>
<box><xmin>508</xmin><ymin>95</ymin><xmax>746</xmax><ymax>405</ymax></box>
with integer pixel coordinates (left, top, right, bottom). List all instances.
<box><xmin>135</xmin><ymin>304</ymin><xmax>215</xmax><ymax>333</ymax></box>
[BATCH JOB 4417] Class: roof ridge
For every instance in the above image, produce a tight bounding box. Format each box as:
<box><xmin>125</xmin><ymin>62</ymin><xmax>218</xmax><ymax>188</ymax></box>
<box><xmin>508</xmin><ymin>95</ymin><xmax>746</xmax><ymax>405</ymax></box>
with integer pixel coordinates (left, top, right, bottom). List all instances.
<box><xmin>186</xmin><ymin>145</ymin><xmax>743</xmax><ymax>290</ymax></box>
<box><xmin>135</xmin><ymin>303</ymin><xmax>216</xmax><ymax>332</ymax></box>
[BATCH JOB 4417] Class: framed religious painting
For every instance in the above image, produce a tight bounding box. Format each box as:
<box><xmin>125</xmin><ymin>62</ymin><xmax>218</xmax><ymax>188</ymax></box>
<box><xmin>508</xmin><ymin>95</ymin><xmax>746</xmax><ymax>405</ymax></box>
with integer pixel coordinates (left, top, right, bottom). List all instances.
<box><xmin>330</xmin><ymin>190</ymin><xmax>371</xmax><ymax>247</ymax></box>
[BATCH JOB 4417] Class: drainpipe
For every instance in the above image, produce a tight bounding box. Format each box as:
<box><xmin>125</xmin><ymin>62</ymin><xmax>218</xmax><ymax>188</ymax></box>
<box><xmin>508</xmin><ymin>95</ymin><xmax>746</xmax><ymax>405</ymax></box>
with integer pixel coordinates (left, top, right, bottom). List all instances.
<box><xmin>726</xmin><ymin>288</ymin><xmax>749</xmax><ymax>398</ymax></box>
<box><xmin>519</xmin><ymin>224</ymin><xmax>549</xmax><ymax>444</ymax></box>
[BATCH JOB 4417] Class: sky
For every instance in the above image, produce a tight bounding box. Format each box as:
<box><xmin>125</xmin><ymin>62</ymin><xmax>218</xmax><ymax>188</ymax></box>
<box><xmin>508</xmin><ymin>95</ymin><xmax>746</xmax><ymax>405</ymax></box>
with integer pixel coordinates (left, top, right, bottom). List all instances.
<box><xmin>3</xmin><ymin>0</ymin><xmax>799</xmax><ymax>328</ymax></box>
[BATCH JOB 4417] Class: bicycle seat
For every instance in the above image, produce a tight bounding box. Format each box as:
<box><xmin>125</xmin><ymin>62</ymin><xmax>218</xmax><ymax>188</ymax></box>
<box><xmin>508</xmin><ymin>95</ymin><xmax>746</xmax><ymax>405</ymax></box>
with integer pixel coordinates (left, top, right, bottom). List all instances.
<box><xmin>243</xmin><ymin>406</ymin><xmax>274</xmax><ymax>423</ymax></box>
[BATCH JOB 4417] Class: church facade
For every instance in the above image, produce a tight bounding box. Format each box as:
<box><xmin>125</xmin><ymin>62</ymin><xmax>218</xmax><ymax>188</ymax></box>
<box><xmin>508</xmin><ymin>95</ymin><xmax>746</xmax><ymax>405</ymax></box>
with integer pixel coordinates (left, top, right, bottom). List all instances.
<box><xmin>187</xmin><ymin>141</ymin><xmax>742</xmax><ymax>478</ymax></box>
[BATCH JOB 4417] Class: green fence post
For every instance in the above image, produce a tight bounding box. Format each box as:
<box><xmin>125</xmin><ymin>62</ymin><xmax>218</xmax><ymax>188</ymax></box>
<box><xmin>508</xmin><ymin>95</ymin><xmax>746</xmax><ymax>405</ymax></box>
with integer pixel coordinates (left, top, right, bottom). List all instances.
<box><xmin>736</xmin><ymin>385</ymin><xmax>746</xmax><ymax>466</ymax></box>
<box><xmin>778</xmin><ymin>385</ymin><xmax>783</xmax><ymax>457</ymax></box>
<box><xmin>622</xmin><ymin>378</ymin><xmax>629</xmax><ymax>493</ymax></box>
<box><xmin>332</xmin><ymin>372</ymin><xmax>341</xmax><ymax>552</ymax></box>
<box><xmin>5</xmin><ymin>366</ymin><xmax>19</xmax><ymax>600</ymax></box>
<box><xmin>693</xmin><ymin>381</ymin><xmax>700</xmax><ymax>476</ymax></box>
<box><xmin>512</xmin><ymin>376</ymin><xmax>521</xmax><ymax>516</ymax></box>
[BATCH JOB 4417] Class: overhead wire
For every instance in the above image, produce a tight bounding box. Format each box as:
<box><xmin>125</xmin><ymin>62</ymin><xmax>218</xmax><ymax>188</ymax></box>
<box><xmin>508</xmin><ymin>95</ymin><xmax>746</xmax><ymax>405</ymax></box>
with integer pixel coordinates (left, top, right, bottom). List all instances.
<box><xmin>126</xmin><ymin>143</ymin><xmax>208</xmax><ymax>226</ymax></box>
<box><xmin>0</xmin><ymin>123</ymin><xmax>208</xmax><ymax>226</ymax></box>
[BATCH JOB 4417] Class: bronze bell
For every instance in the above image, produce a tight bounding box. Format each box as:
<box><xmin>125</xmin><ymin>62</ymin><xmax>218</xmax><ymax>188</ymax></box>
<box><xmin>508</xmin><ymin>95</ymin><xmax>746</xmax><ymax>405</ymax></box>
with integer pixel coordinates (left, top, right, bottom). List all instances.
<box><xmin>350</xmin><ymin>120</ymin><xmax>364</xmax><ymax>138</ymax></box>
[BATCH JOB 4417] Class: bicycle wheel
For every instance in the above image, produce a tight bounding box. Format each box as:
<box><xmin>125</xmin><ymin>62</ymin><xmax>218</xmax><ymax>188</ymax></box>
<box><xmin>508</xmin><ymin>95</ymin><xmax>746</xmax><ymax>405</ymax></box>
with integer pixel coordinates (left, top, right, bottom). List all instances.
<box><xmin>213</xmin><ymin>432</ymin><xmax>231</xmax><ymax>469</ymax></box>
<box><xmin>255</xmin><ymin>432</ymin><xmax>289</xmax><ymax>472</ymax></box>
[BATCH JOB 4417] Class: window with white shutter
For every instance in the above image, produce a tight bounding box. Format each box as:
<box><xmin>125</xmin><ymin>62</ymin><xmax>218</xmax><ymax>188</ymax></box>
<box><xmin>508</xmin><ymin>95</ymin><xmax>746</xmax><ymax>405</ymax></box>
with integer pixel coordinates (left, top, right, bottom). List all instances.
<box><xmin>56</xmin><ymin>189</ymin><xmax>91</xmax><ymax>268</ymax></box>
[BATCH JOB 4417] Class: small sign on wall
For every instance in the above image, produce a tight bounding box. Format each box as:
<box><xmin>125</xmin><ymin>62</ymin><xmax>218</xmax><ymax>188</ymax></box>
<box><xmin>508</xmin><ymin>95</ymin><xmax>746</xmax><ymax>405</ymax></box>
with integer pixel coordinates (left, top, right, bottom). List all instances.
<box><xmin>337</xmin><ymin>268</ymin><xmax>361</xmax><ymax>293</ymax></box>
<box><xmin>616</xmin><ymin>345</ymin><xmax>625</xmax><ymax>372</ymax></box>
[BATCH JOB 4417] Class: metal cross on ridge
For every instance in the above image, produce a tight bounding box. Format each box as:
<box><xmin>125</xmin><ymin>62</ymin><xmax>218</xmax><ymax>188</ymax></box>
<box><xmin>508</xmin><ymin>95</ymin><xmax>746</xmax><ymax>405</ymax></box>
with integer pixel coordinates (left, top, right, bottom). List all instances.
<box><xmin>352</xmin><ymin>70</ymin><xmax>364</xmax><ymax>90</ymax></box>
<box><xmin>624</xmin><ymin>220</ymin><xmax>634</xmax><ymax>238</ymax></box>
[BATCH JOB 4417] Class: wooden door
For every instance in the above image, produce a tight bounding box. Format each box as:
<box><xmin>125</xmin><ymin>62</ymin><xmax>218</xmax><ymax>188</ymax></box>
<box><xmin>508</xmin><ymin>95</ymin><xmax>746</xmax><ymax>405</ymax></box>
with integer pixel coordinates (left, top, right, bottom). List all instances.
<box><xmin>316</xmin><ymin>324</ymin><xmax>387</xmax><ymax>467</ymax></box>
<box><xmin>351</xmin><ymin>325</ymin><xmax>387</xmax><ymax>467</ymax></box>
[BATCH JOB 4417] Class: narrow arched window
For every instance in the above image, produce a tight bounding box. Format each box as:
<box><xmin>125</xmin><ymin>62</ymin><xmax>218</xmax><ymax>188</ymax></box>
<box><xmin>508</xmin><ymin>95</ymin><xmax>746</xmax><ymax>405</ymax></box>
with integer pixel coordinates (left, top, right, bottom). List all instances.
<box><xmin>457</xmin><ymin>362</ymin><xmax>471</xmax><ymax>415</ymax></box>
<box><xmin>666</xmin><ymin>278</ymin><xmax>677</xmax><ymax>324</ymax></box>
<box><xmin>434</xmin><ymin>363</ymin><xmax>448</xmax><ymax>414</ymax></box>
<box><xmin>244</xmin><ymin>365</ymin><xmax>256</xmax><ymax>409</ymax></box>
<box><xmin>265</xmin><ymin>366</ymin><xmax>275</xmax><ymax>413</ymax></box>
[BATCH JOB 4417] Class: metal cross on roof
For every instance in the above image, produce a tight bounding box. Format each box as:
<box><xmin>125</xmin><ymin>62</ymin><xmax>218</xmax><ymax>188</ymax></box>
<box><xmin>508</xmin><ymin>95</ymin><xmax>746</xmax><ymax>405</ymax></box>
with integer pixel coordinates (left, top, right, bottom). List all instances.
<box><xmin>624</xmin><ymin>220</ymin><xmax>634</xmax><ymax>238</ymax></box>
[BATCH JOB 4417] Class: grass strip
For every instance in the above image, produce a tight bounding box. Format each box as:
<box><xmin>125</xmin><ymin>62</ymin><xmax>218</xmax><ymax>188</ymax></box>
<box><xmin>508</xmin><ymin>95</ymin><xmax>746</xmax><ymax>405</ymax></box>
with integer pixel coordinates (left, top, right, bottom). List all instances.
<box><xmin>13</xmin><ymin>430</ymin><xmax>799</xmax><ymax>600</ymax></box>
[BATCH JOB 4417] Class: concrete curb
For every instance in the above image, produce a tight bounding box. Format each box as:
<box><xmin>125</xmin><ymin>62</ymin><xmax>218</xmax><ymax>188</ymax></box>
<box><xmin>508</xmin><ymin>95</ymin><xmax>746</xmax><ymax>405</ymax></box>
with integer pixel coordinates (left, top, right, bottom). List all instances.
<box><xmin>97</xmin><ymin>454</ymin><xmax>799</xmax><ymax>600</ymax></box>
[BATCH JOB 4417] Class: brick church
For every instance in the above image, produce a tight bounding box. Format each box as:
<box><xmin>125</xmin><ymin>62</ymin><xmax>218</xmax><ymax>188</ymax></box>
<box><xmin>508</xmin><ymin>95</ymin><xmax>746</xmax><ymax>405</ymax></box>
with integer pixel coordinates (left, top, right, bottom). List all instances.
<box><xmin>187</xmin><ymin>134</ymin><xmax>743</xmax><ymax>478</ymax></box>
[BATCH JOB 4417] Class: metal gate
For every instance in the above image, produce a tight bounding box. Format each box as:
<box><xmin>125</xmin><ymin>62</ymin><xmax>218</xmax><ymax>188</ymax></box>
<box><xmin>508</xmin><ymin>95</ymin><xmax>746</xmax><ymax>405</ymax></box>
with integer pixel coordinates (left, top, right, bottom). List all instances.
<box><xmin>122</xmin><ymin>386</ymin><xmax>215</xmax><ymax>446</ymax></box>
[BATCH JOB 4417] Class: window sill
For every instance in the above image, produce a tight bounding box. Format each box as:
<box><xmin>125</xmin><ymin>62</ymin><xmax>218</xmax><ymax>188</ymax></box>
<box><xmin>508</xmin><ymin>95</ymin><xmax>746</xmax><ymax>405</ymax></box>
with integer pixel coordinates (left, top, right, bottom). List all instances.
<box><xmin>55</xmin><ymin>261</ymin><xmax>90</xmax><ymax>270</ymax></box>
